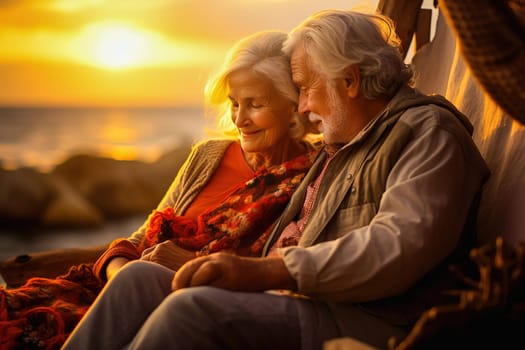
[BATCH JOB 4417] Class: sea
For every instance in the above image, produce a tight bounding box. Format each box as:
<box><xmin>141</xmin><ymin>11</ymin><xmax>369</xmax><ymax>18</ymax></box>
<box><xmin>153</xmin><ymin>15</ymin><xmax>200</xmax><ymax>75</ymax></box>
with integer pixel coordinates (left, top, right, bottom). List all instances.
<box><xmin>0</xmin><ymin>106</ymin><xmax>209</xmax><ymax>272</ymax></box>
<box><xmin>0</xmin><ymin>106</ymin><xmax>208</xmax><ymax>172</ymax></box>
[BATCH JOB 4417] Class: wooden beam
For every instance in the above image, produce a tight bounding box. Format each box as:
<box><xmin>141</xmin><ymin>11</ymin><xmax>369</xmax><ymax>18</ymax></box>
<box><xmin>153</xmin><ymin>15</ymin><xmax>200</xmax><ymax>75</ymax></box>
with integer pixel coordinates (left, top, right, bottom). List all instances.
<box><xmin>377</xmin><ymin>0</ymin><xmax>424</xmax><ymax>58</ymax></box>
<box><xmin>415</xmin><ymin>8</ymin><xmax>432</xmax><ymax>51</ymax></box>
<box><xmin>0</xmin><ymin>245</ymin><xmax>107</xmax><ymax>288</ymax></box>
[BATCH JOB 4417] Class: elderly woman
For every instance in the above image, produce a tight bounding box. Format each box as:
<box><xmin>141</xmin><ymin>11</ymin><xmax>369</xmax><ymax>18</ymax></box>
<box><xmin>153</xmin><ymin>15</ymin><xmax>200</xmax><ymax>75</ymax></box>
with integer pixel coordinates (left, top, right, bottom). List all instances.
<box><xmin>1</xmin><ymin>30</ymin><xmax>319</xmax><ymax>349</ymax></box>
<box><xmin>95</xmin><ymin>30</ymin><xmax>319</xmax><ymax>281</ymax></box>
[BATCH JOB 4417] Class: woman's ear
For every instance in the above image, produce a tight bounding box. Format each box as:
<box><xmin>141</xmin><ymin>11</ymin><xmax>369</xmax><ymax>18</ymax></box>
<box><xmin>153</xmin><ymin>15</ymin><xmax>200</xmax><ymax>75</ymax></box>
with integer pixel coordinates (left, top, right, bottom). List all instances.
<box><xmin>344</xmin><ymin>65</ymin><xmax>360</xmax><ymax>98</ymax></box>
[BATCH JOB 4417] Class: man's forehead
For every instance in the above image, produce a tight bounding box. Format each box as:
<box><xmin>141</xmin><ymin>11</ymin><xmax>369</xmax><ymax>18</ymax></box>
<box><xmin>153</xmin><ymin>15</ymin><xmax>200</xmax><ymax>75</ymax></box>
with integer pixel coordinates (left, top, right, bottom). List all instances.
<box><xmin>292</xmin><ymin>45</ymin><xmax>324</xmax><ymax>88</ymax></box>
<box><xmin>290</xmin><ymin>43</ymin><xmax>310</xmax><ymax>76</ymax></box>
<box><xmin>290</xmin><ymin>41</ymin><xmax>307</xmax><ymax>63</ymax></box>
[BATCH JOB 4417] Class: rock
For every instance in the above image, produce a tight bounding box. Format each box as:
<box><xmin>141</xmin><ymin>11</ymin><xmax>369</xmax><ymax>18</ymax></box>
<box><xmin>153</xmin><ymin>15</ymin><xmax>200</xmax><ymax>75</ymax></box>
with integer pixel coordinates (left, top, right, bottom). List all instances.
<box><xmin>40</xmin><ymin>176</ymin><xmax>104</xmax><ymax>227</ymax></box>
<box><xmin>0</xmin><ymin>167</ymin><xmax>53</xmax><ymax>223</ymax></box>
<box><xmin>52</xmin><ymin>145</ymin><xmax>191</xmax><ymax>219</ymax></box>
<box><xmin>0</xmin><ymin>166</ymin><xmax>103</xmax><ymax>227</ymax></box>
<box><xmin>51</xmin><ymin>154</ymin><xmax>155</xmax><ymax>217</ymax></box>
<box><xmin>0</xmin><ymin>144</ymin><xmax>191</xmax><ymax>228</ymax></box>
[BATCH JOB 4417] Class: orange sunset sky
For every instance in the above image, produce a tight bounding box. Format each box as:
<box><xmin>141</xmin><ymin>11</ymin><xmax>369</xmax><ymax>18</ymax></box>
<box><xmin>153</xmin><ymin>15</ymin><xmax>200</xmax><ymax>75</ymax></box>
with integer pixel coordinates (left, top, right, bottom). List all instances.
<box><xmin>0</xmin><ymin>0</ymin><xmax>379</xmax><ymax>108</ymax></box>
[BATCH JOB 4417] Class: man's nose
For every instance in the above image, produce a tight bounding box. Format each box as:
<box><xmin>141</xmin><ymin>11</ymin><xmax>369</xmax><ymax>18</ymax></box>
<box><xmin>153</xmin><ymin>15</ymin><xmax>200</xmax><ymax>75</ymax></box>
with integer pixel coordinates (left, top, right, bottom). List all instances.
<box><xmin>297</xmin><ymin>94</ymin><xmax>309</xmax><ymax>115</ymax></box>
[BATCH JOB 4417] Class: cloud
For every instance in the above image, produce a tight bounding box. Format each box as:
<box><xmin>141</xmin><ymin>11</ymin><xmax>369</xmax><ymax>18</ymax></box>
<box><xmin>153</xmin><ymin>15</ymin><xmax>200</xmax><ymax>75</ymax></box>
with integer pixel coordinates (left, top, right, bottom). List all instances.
<box><xmin>0</xmin><ymin>0</ymin><xmax>379</xmax><ymax>106</ymax></box>
<box><xmin>0</xmin><ymin>0</ymin><xmax>378</xmax><ymax>39</ymax></box>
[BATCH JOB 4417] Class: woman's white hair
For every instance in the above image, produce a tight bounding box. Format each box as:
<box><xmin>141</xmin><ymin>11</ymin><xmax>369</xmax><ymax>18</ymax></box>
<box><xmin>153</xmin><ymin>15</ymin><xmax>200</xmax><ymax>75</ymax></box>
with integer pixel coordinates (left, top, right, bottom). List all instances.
<box><xmin>282</xmin><ymin>9</ymin><xmax>413</xmax><ymax>99</ymax></box>
<box><xmin>204</xmin><ymin>30</ymin><xmax>309</xmax><ymax>140</ymax></box>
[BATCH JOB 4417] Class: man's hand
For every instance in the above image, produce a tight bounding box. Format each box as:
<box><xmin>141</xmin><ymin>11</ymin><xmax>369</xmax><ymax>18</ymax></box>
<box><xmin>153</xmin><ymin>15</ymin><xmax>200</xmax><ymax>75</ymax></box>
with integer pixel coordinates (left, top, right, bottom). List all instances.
<box><xmin>171</xmin><ymin>252</ymin><xmax>297</xmax><ymax>292</ymax></box>
<box><xmin>141</xmin><ymin>240</ymin><xmax>196</xmax><ymax>271</ymax></box>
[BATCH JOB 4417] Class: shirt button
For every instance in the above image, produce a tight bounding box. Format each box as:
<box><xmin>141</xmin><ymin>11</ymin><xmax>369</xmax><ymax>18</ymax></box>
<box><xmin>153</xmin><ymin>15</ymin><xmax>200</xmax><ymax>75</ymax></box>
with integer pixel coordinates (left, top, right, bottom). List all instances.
<box><xmin>351</xmin><ymin>187</ymin><xmax>356</xmax><ymax>194</ymax></box>
<box><xmin>346</xmin><ymin>173</ymin><xmax>353</xmax><ymax>181</ymax></box>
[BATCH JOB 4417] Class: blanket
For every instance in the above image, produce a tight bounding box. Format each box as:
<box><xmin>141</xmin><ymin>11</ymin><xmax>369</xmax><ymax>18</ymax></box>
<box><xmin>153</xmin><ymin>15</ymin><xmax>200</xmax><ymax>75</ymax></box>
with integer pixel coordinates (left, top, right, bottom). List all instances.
<box><xmin>0</xmin><ymin>264</ymin><xmax>102</xmax><ymax>350</ymax></box>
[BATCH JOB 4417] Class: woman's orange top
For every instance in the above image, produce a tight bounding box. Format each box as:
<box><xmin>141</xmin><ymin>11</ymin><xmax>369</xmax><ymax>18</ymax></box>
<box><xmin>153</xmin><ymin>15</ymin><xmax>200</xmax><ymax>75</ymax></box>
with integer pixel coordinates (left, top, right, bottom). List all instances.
<box><xmin>183</xmin><ymin>141</ymin><xmax>254</xmax><ymax>220</ymax></box>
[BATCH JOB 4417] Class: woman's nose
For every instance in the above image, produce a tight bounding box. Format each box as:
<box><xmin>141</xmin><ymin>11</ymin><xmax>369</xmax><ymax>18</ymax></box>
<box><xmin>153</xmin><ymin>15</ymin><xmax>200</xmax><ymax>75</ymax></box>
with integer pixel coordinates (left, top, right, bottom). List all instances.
<box><xmin>233</xmin><ymin>106</ymin><xmax>249</xmax><ymax>126</ymax></box>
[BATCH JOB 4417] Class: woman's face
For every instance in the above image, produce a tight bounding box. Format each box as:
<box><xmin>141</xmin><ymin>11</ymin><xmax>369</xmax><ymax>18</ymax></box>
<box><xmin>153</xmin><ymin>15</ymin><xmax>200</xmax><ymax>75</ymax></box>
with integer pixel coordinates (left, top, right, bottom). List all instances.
<box><xmin>228</xmin><ymin>68</ymin><xmax>296</xmax><ymax>157</ymax></box>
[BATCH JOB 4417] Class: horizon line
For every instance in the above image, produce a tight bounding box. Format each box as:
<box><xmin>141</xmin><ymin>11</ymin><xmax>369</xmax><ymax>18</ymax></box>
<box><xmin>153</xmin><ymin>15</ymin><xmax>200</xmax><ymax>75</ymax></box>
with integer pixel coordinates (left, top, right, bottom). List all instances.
<box><xmin>0</xmin><ymin>103</ymin><xmax>203</xmax><ymax>110</ymax></box>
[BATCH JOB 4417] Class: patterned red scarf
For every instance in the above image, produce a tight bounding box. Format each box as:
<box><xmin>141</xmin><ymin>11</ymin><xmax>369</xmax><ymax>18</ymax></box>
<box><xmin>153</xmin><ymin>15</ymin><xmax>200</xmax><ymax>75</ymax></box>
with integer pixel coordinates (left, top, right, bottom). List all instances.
<box><xmin>138</xmin><ymin>151</ymin><xmax>315</xmax><ymax>257</ymax></box>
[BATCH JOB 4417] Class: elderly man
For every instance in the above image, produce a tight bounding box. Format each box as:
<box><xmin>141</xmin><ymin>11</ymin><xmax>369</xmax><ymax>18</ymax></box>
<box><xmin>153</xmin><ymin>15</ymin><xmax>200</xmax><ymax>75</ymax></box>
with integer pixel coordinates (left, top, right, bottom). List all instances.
<box><xmin>62</xmin><ymin>9</ymin><xmax>489</xmax><ymax>350</ymax></box>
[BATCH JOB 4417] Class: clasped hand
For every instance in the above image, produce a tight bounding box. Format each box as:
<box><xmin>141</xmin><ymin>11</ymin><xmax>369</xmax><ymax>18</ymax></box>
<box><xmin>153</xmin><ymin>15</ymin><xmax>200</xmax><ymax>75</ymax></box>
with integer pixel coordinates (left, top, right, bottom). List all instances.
<box><xmin>140</xmin><ymin>240</ymin><xmax>297</xmax><ymax>293</ymax></box>
<box><xmin>172</xmin><ymin>252</ymin><xmax>297</xmax><ymax>293</ymax></box>
<box><xmin>141</xmin><ymin>240</ymin><xmax>196</xmax><ymax>271</ymax></box>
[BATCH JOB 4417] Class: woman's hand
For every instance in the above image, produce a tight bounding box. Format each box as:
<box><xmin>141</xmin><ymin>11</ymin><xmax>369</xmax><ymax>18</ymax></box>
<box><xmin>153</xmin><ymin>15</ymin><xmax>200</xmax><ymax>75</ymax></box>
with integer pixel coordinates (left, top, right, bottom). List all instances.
<box><xmin>106</xmin><ymin>257</ymin><xmax>130</xmax><ymax>280</ymax></box>
<box><xmin>171</xmin><ymin>252</ymin><xmax>297</xmax><ymax>292</ymax></box>
<box><xmin>141</xmin><ymin>240</ymin><xmax>196</xmax><ymax>271</ymax></box>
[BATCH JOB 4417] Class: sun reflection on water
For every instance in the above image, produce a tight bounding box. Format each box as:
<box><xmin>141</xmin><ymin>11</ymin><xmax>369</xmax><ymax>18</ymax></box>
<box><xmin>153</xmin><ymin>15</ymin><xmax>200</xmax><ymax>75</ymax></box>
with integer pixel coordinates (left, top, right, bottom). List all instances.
<box><xmin>0</xmin><ymin>107</ymin><xmax>206</xmax><ymax>172</ymax></box>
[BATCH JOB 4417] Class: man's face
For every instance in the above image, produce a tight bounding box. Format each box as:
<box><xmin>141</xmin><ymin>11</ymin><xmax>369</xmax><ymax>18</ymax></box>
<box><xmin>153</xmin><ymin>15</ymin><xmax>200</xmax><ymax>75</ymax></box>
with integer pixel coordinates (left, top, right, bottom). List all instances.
<box><xmin>290</xmin><ymin>42</ymin><xmax>353</xmax><ymax>145</ymax></box>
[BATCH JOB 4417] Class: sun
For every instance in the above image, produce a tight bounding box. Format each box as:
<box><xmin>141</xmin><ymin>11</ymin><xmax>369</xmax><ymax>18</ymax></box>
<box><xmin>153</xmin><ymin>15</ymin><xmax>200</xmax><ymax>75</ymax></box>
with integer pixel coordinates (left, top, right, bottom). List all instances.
<box><xmin>96</xmin><ymin>27</ymin><xmax>145</xmax><ymax>68</ymax></box>
<box><xmin>86</xmin><ymin>22</ymin><xmax>152</xmax><ymax>69</ymax></box>
<box><xmin>77</xmin><ymin>20</ymin><xmax>224</xmax><ymax>71</ymax></box>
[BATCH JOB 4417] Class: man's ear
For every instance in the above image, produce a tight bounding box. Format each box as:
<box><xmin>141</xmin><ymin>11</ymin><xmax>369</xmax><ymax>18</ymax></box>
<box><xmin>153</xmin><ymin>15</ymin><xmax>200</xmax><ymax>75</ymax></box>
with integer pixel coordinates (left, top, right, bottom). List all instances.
<box><xmin>344</xmin><ymin>65</ymin><xmax>360</xmax><ymax>98</ymax></box>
